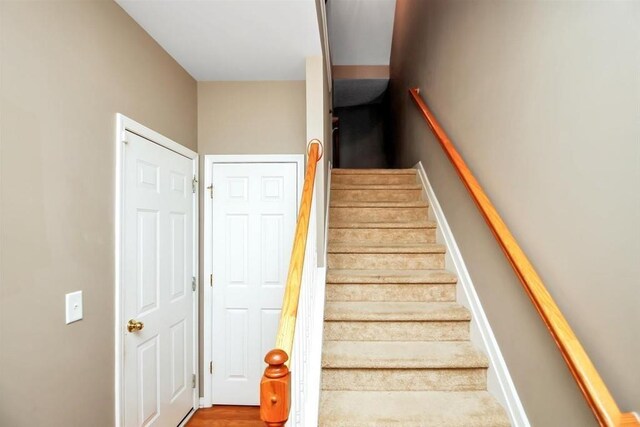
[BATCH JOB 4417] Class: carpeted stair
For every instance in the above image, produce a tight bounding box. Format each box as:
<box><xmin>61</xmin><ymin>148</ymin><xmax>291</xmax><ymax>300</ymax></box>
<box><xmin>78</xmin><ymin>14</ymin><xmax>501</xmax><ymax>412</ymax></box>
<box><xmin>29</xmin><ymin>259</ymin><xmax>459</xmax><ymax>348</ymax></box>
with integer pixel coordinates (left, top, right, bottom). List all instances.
<box><xmin>319</xmin><ymin>168</ymin><xmax>510</xmax><ymax>426</ymax></box>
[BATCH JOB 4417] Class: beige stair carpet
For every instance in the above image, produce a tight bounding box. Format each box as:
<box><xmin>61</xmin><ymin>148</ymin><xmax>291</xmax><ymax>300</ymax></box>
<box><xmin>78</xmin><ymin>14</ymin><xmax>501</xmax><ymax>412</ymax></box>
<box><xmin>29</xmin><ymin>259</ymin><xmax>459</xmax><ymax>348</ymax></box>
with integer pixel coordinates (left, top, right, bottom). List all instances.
<box><xmin>319</xmin><ymin>168</ymin><xmax>510</xmax><ymax>427</ymax></box>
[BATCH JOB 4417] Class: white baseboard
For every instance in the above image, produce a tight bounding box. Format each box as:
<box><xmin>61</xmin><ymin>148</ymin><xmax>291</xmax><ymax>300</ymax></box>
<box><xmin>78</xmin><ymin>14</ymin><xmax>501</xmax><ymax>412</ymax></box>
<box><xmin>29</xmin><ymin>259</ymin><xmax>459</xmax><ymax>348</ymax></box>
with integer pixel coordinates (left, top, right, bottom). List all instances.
<box><xmin>322</xmin><ymin>162</ymin><xmax>332</xmax><ymax>267</ymax></box>
<box><xmin>304</xmin><ymin>163</ymin><xmax>331</xmax><ymax>426</ymax></box>
<box><xmin>414</xmin><ymin>162</ymin><xmax>530</xmax><ymax>427</ymax></box>
<box><xmin>304</xmin><ymin>266</ymin><xmax>327</xmax><ymax>427</ymax></box>
<box><xmin>198</xmin><ymin>397</ymin><xmax>207</xmax><ymax>408</ymax></box>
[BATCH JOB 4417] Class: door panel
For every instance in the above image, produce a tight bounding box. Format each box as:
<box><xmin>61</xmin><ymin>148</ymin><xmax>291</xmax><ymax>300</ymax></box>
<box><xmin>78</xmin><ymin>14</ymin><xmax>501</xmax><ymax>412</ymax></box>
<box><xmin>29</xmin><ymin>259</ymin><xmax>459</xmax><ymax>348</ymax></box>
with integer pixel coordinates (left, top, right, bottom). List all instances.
<box><xmin>123</xmin><ymin>131</ymin><xmax>194</xmax><ymax>426</ymax></box>
<box><xmin>137</xmin><ymin>210</ymin><xmax>160</xmax><ymax>314</ymax></box>
<box><xmin>211</xmin><ymin>162</ymin><xmax>297</xmax><ymax>405</ymax></box>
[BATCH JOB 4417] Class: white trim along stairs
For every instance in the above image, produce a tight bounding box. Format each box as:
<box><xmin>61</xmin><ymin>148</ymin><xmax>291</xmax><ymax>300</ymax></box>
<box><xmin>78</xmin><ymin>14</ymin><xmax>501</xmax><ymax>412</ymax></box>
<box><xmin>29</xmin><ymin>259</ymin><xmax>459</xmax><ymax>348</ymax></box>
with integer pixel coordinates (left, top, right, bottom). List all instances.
<box><xmin>317</xmin><ymin>168</ymin><xmax>526</xmax><ymax>426</ymax></box>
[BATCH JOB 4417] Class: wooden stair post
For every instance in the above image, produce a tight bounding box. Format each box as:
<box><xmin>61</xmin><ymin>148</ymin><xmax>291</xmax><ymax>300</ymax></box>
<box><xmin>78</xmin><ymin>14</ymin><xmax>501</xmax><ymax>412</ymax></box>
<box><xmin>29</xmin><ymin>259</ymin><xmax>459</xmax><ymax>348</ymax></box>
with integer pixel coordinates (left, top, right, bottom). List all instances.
<box><xmin>260</xmin><ymin>349</ymin><xmax>291</xmax><ymax>427</ymax></box>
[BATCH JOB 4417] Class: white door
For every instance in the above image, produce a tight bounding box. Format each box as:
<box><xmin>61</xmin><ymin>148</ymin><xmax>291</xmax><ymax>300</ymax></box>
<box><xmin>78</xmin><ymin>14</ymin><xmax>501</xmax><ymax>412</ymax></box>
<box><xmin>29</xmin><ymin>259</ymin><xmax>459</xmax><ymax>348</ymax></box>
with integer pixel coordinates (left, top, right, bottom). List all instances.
<box><xmin>122</xmin><ymin>131</ymin><xmax>195</xmax><ymax>426</ymax></box>
<box><xmin>211</xmin><ymin>162</ymin><xmax>298</xmax><ymax>405</ymax></box>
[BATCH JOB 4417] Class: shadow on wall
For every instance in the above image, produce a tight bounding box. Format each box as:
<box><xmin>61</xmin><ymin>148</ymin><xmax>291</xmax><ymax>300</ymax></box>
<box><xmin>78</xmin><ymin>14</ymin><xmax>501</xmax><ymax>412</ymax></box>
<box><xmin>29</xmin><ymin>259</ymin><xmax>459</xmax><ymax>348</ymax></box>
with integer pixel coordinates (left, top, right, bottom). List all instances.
<box><xmin>333</xmin><ymin>91</ymin><xmax>395</xmax><ymax>169</ymax></box>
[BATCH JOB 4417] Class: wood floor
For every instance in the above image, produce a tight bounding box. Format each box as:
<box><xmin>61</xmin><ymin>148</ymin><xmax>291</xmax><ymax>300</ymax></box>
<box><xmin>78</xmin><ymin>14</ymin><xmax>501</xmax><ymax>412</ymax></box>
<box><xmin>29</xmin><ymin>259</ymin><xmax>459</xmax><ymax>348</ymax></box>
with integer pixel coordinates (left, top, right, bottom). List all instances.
<box><xmin>186</xmin><ymin>406</ymin><xmax>262</xmax><ymax>427</ymax></box>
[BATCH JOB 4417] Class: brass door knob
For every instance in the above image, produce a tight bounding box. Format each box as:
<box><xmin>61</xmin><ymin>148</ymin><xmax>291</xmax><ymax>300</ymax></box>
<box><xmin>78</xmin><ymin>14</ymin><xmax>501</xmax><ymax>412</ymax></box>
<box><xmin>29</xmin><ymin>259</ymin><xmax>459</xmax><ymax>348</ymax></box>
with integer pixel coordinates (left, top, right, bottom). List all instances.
<box><xmin>127</xmin><ymin>319</ymin><xmax>144</xmax><ymax>333</ymax></box>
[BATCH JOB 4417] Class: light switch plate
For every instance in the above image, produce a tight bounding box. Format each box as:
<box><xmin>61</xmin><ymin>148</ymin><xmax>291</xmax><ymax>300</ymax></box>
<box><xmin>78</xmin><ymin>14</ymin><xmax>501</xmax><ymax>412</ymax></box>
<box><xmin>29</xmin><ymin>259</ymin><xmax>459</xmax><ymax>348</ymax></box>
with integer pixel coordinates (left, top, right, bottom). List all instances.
<box><xmin>65</xmin><ymin>291</ymin><xmax>83</xmax><ymax>324</ymax></box>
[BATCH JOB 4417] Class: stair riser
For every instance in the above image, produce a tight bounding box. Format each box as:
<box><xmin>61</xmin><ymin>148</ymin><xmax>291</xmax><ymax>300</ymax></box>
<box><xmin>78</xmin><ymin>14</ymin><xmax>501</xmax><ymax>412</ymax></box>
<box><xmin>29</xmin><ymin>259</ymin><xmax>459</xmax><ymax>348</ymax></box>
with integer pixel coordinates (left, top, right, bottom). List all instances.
<box><xmin>330</xmin><ymin>207</ymin><xmax>428</xmax><ymax>223</ymax></box>
<box><xmin>329</xmin><ymin>228</ymin><xmax>436</xmax><ymax>244</ymax></box>
<box><xmin>322</xmin><ymin>369</ymin><xmax>486</xmax><ymax>391</ymax></box>
<box><xmin>328</xmin><ymin>253</ymin><xmax>445</xmax><ymax>270</ymax></box>
<box><xmin>332</xmin><ymin>189</ymin><xmax>422</xmax><ymax>202</ymax></box>
<box><xmin>332</xmin><ymin>174</ymin><xmax>417</xmax><ymax>185</ymax></box>
<box><xmin>325</xmin><ymin>284</ymin><xmax>457</xmax><ymax>302</ymax></box>
<box><xmin>324</xmin><ymin>321</ymin><xmax>469</xmax><ymax>341</ymax></box>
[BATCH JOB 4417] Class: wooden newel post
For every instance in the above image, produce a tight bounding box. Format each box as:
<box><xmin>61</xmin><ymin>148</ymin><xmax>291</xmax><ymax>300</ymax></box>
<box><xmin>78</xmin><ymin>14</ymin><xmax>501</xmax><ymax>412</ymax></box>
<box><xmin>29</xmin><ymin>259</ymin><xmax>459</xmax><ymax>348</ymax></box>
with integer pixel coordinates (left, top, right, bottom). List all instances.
<box><xmin>260</xmin><ymin>349</ymin><xmax>291</xmax><ymax>427</ymax></box>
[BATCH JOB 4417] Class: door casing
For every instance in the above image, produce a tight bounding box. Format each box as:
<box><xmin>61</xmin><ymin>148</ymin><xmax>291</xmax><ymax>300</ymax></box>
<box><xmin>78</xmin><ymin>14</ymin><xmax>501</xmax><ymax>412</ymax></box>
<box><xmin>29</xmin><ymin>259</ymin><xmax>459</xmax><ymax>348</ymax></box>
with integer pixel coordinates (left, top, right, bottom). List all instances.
<box><xmin>201</xmin><ymin>154</ymin><xmax>304</xmax><ymax>408</ymax></box>
<box><xmin>115</xmin><ymin>114</ymin><xmax>199</xmax><ymax>426</ymax></box>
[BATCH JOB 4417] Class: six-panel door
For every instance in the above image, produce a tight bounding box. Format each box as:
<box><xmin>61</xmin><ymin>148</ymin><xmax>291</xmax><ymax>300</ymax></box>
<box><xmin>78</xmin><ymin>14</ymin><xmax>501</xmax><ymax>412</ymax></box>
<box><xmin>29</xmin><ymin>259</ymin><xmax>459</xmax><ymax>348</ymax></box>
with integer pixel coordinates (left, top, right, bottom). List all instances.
<box><xmin>123</xmin><ymin>131</ymin><xmax>194</xmax><ymax>426</ymax></box>
<box><xmin>211</xmin><ymin>162</ymin><xmax>297</xmax><ymax>405</ymax></box>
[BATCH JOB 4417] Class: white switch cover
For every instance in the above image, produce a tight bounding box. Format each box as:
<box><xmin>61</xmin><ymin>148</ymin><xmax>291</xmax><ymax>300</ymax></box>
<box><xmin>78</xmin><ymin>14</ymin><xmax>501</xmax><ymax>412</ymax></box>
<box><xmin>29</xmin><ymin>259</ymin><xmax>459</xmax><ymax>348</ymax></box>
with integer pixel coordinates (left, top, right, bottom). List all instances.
<box><xmin>65</xmin><ymin>291</ymin><xmax>83</xmax><ymax>324</ymax></box>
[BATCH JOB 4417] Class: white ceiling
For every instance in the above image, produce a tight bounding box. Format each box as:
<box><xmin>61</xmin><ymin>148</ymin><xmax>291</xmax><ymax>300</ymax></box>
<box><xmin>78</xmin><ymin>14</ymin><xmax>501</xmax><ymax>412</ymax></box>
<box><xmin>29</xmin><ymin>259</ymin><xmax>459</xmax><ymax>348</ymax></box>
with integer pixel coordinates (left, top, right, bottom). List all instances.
<box><xmin>116</xmin><ymin>0</ymin><xmax>322</xmax><ymax>81</ymax></box>
<box><xmin>327</xmin><ymin>0</ymin><xmax>396</xmax><ymax>66</ymax></box>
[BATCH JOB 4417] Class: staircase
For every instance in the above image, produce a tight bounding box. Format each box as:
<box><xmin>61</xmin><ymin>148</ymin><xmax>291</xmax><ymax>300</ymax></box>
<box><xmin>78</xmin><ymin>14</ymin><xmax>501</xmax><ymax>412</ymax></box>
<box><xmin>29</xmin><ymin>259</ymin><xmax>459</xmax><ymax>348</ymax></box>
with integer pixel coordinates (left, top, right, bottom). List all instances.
<box><xmin>319</xmin><ymin>169</ymin><xmax>511</xmax><ymax>426</ymax></box>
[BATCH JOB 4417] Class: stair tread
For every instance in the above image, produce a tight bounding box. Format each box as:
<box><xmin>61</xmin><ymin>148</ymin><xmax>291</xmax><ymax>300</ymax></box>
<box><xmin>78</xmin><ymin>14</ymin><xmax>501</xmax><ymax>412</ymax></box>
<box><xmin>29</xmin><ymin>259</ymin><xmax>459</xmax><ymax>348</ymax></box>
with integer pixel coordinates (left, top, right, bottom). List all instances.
<box><xmin>319</xmin><ymin>390</ymin><xmax>510</xmax><ymax>426</ymax></box>
<box><xmin>329</xmin><ymin>243</ymin><xmax>446</xmax><ymax>254</ymax></box>
<box><xmin>330</xmin><ymin>201</ymin><xmax>428</xmax><ymax>208</ymax></box>
<box><xmin>327</xmin><ymin>269</ymin><xmax>458</xmax><ymax>284</ymax></box>
<box><xmin>332</xmin><ymin>184</ymin><xmax>422</xmax><ymax>190</ymax></box>
<box><xmin>322</xmin><ymin>341</ymin><xmax>488</xmax><ymax>369</ymax></box>
<box><xmin>330</xmin><ymin>221</ymin><xmax>436</xmax><ymax>229</ymax></box>
<box><xmin>325</xmin><ymin>302</ymin><xmax>470</xmax><ymax>321</ymax></box>
<box><xmin>332</xmin><ymin>169</ymin><xmax>416</xmax><ymax>175</ymax></box>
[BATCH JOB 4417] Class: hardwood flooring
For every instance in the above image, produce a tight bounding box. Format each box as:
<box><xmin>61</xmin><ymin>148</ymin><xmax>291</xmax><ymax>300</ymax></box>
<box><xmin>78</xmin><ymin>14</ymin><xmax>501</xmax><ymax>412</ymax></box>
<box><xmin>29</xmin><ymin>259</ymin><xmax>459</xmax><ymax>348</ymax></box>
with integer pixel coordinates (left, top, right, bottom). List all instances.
<box><xmin>186</xmin><ymin>405</ymin><xmax>262</xmax><ymax>427</ymax></box>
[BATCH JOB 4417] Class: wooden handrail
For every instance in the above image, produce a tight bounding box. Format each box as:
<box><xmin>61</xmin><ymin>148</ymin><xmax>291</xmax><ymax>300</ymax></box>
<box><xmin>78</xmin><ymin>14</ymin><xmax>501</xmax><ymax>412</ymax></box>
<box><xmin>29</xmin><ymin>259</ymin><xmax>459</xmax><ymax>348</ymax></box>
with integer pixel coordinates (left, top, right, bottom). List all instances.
<box><xmin>409</xmin><ymin>88</ymin><xmax>638</xmax><ymax>427</ymax></box>
<box><xmin>260</xmin><ymin>140</ymin><xmax>322</xmax><ymax>427</ymax></box>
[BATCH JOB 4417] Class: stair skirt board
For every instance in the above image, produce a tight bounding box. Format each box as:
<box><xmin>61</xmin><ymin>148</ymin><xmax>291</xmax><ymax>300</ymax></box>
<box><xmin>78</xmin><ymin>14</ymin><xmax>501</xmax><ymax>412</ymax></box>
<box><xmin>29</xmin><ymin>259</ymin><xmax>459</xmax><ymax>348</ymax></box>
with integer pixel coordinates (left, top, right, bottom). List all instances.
<box><xmin>296</xmin><ymin>162</ymin><xmax>332</xmax><ymax>427</ymax></box>
<box><xmin>318</xmin><ymin>167</ymin><xmax>528</xmax><ymax>427</ymax></box>
<box><xmin>414</xmin><ymin>162</ymin><xmax>530</xmax><ymax>427</ymax></box>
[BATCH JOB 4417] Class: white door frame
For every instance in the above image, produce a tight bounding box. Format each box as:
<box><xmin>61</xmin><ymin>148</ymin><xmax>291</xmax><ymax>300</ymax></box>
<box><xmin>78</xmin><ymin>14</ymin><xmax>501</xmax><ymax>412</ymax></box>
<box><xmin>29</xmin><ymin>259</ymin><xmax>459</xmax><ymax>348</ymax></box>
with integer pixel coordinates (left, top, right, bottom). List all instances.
<box><xmin>115</xmin><ymin>114</ymin><xmax>199</xmax><ymax>426</ymax></box>
<box><xmin>202</xmin><ymin>154</ymin><xmax>304</xmax><ymax>408</ymax></box>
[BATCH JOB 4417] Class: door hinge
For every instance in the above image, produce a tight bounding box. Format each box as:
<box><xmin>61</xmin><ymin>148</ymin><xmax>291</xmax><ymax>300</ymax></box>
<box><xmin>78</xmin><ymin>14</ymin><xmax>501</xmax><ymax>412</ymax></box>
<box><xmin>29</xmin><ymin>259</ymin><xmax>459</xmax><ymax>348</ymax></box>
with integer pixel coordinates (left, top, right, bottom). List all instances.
<box><xmin>192</xmin><ymin>176</ymin><xmax>198</xmax><ymax>194</ymax></box>
<box><xmin>192</xmin><ymin>374</ymin><xmax>196</xmax><ymax>389</ymax></box>
<box><xmin>209</xmin><ymin>361</ymin><xmax>213</xmax><ymax>374</ymax></box>
<box><xmin>210</xmin><ymin>274</ymin><xmax>213</xmax><ymax>287</ymax></box>
<box><xmin>192</xmin><ymin>277</ymin><xmax>196</xmax><ymax>292</ymax></box>
<box><xmin>207</xmin><ymin>184</ymin><xmax>213</xmax><ymax>199</ymax></box>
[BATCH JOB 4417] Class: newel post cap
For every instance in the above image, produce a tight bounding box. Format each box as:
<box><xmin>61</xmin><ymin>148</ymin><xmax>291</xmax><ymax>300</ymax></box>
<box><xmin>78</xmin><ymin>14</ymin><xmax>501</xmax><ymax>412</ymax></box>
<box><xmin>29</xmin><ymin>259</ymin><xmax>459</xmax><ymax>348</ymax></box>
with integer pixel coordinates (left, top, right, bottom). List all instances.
<box><xmin>264</xmin><ymin>349</ymin><xmax>289</xmax><ymax>379</ymax></box>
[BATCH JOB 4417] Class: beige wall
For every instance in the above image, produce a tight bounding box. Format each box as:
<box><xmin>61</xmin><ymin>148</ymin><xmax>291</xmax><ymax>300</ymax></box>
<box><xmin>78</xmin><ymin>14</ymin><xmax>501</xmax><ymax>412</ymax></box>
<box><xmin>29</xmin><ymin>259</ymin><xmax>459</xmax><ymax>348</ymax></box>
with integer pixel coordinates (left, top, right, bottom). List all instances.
<box><xmin>197</xmin><ymin>81</ymin><xmax>306</xmax><ymax>155</ymax></box>
<box><xmin>305</xmin><ymin>56</ymin><xmax>329</xmax><ymax>264</ymax></box>
<box><xmin>389</xmin><ymin>1</ymin><xmax>640</xmax><ymax>425</ymax></box>
<box><xmin>0</xmin><ymin>1</ymin><xmax>197</xmax><ymax>425</ymax></box>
